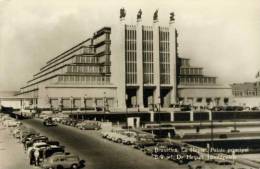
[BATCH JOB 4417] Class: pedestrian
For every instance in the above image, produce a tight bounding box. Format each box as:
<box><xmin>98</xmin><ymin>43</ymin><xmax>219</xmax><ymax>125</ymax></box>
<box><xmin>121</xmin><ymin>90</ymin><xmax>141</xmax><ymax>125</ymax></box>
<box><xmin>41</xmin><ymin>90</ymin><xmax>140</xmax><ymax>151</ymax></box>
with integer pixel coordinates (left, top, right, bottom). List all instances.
<box><xmin>29</xmin><ymin>149</ymin><xmax>35</xmax><ymax>165</ymax></box>
<box><xmin>34</xmin><ymin>148</ymin><xmax>40</xmax><ymax>166</ymax></box>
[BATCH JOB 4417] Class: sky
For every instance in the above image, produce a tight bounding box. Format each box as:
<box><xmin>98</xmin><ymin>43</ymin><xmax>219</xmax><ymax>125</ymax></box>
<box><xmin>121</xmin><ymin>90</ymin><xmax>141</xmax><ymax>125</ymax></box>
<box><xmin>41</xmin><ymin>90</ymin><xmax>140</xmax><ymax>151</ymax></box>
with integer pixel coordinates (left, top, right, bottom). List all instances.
<box><xmin>0</xmin><ymin>0</ymin><xmax>260</xmax><ymax>91</ymax></box>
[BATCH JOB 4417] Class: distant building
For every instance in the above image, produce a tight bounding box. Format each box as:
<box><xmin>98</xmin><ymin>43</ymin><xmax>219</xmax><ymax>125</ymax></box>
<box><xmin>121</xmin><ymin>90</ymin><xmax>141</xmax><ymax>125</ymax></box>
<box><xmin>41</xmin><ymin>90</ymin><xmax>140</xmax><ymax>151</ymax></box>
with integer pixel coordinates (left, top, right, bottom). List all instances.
<box><xmin>231</xmin><ymin>72</ymin><xmax>260</xmax><ymax>107</ymax></box>
<box><xmin>177</xmin><ymin>57</ymin><xmax>232</xmax><ymax>107</ymax></box>
<box><xmin>14</xmin><ymin>9</ymin><xmax>232</xmax><ymax>111</ymax></box>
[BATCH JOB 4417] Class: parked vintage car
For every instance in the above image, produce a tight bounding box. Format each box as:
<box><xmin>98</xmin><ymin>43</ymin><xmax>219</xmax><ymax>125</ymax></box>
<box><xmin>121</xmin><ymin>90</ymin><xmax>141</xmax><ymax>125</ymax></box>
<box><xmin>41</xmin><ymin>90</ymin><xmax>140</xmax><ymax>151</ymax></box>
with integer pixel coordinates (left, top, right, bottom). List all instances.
<box><xmin>43</xmin><ymin>117</ymin><xmax>57</xmax><ymax>127</ymax></box>
<box><xmin>133</xmin><ymin>139</ymin><xmax>157</xmax><ymax>150</ymax></box>
<box><xmin>41</xmin><ymin>154</ymin><xmax>82</xmax><ymax>169</ymax></box>
<box><xmin>76</xmin><ymin>120</ymin><xmax>100</xmax><ymax>130</ymax></box>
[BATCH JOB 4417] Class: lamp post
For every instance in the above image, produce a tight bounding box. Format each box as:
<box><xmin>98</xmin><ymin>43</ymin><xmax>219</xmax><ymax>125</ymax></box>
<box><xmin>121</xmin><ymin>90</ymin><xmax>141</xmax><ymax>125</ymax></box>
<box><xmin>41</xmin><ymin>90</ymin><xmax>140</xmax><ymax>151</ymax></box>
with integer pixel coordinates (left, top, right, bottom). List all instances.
<box><xmin>83</xmin><ymin>94</ymin><xmax>87</xmax><ymax>121</ymax></box>
<box><xmin>232</xmin><ymin>100</ymin><xmax>239</xmax><ymax>132</ymax></box>
<box><xmin>210</xmin><ymin>110</ymin><xmax>214</xmax><ymax>154</ymax></box>
<box><xmin>158</xmin><ymin>96</ymin><xmax>161</xmax><ymax>138</ymax></box>
<box><xmin>103</xmin><ymin>92</ymin><xmax>106</xmax><ymax>121</ymax></box>
<box><xmin>125</xmin><ymin>94</ymin><xmax>128</xmax><ymax>130</ymax></box>
<box><xmin>70</xmin><ymin>96</ymin><xmax>74</xmax><ymax>119</ymax></box>
<box><xmin>84</xmin><ymin>94</ymin><xmax>87</xmax><ymax>115</ymax></box>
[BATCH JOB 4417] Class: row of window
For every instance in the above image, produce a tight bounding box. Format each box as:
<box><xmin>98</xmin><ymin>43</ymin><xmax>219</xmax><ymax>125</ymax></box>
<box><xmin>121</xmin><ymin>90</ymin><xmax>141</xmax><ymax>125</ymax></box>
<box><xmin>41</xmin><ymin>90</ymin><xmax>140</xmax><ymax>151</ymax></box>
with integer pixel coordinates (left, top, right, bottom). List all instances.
<box><xmin>96</xmin><ymin>44</ymin><xmax>109</xmax><ymax>54</ymax></box>
<box><xmin>126</xmin><ymin>40</ymin><xmax>136</xmax><ymax>51</ymax></box>
<box><xmin>143</xmin><ymin>52</ymin><xmax>154</xmax><ymax>62</ymax></box>
<box><xmin>126</xmin><ymin>73</ymin><xmax>137</xmax><ymax>84</ymax></box>
<box><xmin>93</xmin><ymin>34</ymin><xmax>108</xmax><ymax>45</ymax></box>
<box><xmin>126</xmin><ymin>62</ymin><xmax>137</xmax><ymax>74</ymax></box>
<box><xmin>125</xmin><ymin>29</ymin><xmax>136</xmax><ymax>40</ymax></box>
<box><xmin>50</xmin><ymin>97</ymin><xmax>114</xmax><ymax>108</ymax></box>
<box><xmin>180</xmin><ymin>68</ymin><xmax>203</xmax><ymax>75</ymax></box>
<box><xmin>160</xmin><ymin>74</ymin><xmax>170</xmax><ymax>84</ymax></box>
<box><xmin>233</xmin><ymin>90</ymin><xmax>258</xmax><ymax>97</ymax></box>
<box><xmin>180</xmin><ymin>59</ymin><xmax>190</xmax><ymax>67</ymax></box>
<box><xmin>179</xmin><ymin>97</ymin><xmax>229</xmax><ymax>104</ymax></box>
<box><xmin>142</xmin><ymin>41</ymin><xmax>153</xmax><ymax>51</ymax></box>
<box><xmin>159</xmin><ymin>53</ymin><xmax>170</xmax><ymax>63</ymax></box>
<box><xmin>159</xmin><ymin>41</ymin><xmax>170</xmax><ymax>52</ymax></box>
<box><xmin>126</xmin><ymin>30</ymin><xmax>137</xmax><ymax>85</ymax></box>
<box><xmin>75</xmin><ymin>56</ymin><xmax>99</xmax><ymax>64</ymax></box>
<box><xmin>159</xmin><ymin>31</ymin><xmax>170</xmax><ymax>42</ymax></box>
<box><xmin>179</xmin><ymin>77</ymin><xmax>216</xmax><ymax>85</ymax></box>
<box><xmin>67</xmin><ymin>65</ymin><xmax>100</xmax><ymax>73</ymax></box>
<box><xmin>143</xmin><ymin>36</ymin><xmax>154</xmax><ymax>85</ymax></box>
<box><xmin>82</xmin><ymin>47</ymin><xmax>95</xmax><ymax>54</ymax></box>
<box><xmin>126</xmin><ymin>52</ymin><xmax>137</xmax><ymax>62</ymax></box>
<box><xmin>57</xmin><ymin>75</ymin><xmax>110</xmax><ymax>85</ymax></box>
<box><xmin>144</xmin><ymin>73</ymin><xmax>154</xmax><ymax>84</ymax></box>
<box><xmin>142</xmin><ymin>30</ymin><xmax>153</xmax><ymax>41</ymax></box>
<box><xmin>98</xmin><ymin>55</ymin><xmax>110</xmax><ymax>64</ymax></box>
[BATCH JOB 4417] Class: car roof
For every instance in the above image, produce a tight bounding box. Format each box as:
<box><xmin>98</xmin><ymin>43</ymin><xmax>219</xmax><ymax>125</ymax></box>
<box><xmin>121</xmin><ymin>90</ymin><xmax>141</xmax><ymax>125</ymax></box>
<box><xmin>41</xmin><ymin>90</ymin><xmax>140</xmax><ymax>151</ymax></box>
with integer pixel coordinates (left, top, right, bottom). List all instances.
<box><xmin>50</xmin><ymin>154</ymin><xmax>78</xmax><ymax>159</ymax></box>
<box><xmin>33</xmin><ymin>142</ymin><xmax>47</xmax><ymax>146</ymax></box>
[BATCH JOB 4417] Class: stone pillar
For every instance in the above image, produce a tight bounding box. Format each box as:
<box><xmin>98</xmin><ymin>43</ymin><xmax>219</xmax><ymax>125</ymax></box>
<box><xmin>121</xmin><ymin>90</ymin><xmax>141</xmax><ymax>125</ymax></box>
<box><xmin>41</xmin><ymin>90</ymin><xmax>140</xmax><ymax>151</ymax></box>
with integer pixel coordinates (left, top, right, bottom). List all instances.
<box><xmin>116</xmin><ymin>16</ymin><xmax>127</xmax><ymax>110</ymax></box>
<box><xmin>190</xmin><ymin>110</ymin><xmax>194</xmax><ymax>121</ymax></box>
<box><xmin>81</xmin><ymin>97</ymin><xmax>85</xmax><ymax>109</ymax></box>
<box><xmin>136</xmin><ymin>18</ymin><xmax>144</xmax><ymax>108</ymax></box>
<box><xmin>169</xmin><ymin>16</ymin><xmax>177</xmax><ymax>104</ymax></box>
<box><xmin>149</xmin><ymin>111</ymin><xmax>155</xmax><ymax>122</ymax></box>
<box><xmin>208</xmin><ymin>110</ymin><xmax>212</xmax><ymax>121</ymax></box>
<box><xmin>20</xmin><ymin>99</ymin><xmax>23</xmax><ymax>109</ymax></box>
<box><xmin>170</xmin><ymin>111</ymin><xmax>175</xmax><ymax>122</ymax></box>
<box><xmin>153</xmin><ymin>18</ymin><xmax>160</xmax><ymax>105</ymax></box>
<box><xmin>58</xmin><ymin>97</ymin><xmax>63</xmax><ymax>111</ymax></box>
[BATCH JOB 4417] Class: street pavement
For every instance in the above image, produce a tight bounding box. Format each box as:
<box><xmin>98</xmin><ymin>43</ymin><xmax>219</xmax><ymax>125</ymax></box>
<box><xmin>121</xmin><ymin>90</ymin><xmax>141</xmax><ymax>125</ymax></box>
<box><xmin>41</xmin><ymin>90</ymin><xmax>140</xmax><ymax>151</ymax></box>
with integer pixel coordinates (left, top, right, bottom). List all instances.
<box><xmin>23</xmin><ymin>119</ymin><xmax>187</xmax><ymax>169</ymax></box>
<box><xmin>0</xmin><ymin>125</ymin><xmax>35</xmax><ymax>169</ymax></box>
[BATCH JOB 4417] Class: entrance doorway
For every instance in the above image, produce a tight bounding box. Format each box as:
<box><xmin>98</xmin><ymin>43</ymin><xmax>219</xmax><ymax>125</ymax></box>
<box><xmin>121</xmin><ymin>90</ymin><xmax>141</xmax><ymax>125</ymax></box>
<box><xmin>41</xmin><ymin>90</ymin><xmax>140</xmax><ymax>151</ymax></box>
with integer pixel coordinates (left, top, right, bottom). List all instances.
<box><xmin>126</xmin><ymin>88</ymin><xmax>137</xmax><ymax>108</ymax></box>
<box><xmin>143</xmin><ymin>88</ymin><xmax>154</xmax><ymax>108</ymax></box>
<box><xmin>160</xmin><ymin>88</ymin><xmax>171</xmax><ymax>108</ymax></box>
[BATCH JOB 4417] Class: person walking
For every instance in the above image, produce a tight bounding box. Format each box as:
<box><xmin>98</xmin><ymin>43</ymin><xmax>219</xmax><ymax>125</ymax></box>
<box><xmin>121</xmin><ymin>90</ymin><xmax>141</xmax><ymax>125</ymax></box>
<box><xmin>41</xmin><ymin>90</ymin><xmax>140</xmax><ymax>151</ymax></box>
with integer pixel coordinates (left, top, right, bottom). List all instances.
<box><xmin>34</xmin><ymin>148</ymin><xmax>40</xmax><ymax>166</ymax></box>
<box><xmin>29</xmin><ymin>149</ymin><xmax>34</xmax><ymax>165</ymax></box>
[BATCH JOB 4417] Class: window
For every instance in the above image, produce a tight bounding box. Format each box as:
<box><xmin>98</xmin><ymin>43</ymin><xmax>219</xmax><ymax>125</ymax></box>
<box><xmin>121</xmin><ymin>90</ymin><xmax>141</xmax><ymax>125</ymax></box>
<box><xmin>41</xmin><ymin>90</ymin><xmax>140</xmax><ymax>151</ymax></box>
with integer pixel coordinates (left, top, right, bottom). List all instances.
<box><xmin>224</xmin><ymin>98</ymin><xmax>229</xmax><ymax>104</ymax></box>
<box><xmin>196</xmin><ymin>98</ymin><xmax>202</xmax><ymax>103</ymax></box>
<box><xmin>206</xmin><ymin>98</ymin><xmax>212</xmax><ymax>104</ymax></box>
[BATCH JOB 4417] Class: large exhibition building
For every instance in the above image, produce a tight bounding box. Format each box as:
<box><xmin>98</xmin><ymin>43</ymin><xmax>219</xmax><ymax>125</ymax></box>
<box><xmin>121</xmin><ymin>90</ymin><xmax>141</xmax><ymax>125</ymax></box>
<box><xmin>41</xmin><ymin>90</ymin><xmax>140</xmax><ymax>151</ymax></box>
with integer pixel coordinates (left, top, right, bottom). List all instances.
<box><xmin>16</xmin><ymin>9</ymin><xmax>232</xmax><ymax>111</ymax></box>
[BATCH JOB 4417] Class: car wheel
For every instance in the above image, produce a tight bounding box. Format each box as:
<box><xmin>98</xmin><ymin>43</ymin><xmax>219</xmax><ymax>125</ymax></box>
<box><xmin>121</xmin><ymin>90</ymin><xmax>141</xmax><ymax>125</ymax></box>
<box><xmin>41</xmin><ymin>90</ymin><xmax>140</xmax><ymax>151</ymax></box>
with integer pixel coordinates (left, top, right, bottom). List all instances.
<box><xmin>159</xmin><ymin>155</ymin><xmax>164</xmax><ymax>159</ymax></box>
<box><xmin>71</xmin><ymin>164</ymin><xmax>78</xmax><ymax>169</ymax></box>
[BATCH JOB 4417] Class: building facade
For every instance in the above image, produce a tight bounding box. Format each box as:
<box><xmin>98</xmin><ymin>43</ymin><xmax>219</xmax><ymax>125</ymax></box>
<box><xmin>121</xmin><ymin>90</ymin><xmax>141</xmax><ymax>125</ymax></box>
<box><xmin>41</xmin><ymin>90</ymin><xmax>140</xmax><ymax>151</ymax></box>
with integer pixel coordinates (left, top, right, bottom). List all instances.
<box><xmin>16</xmin><ymin>9</ymin><xmax>232</xmax><ymax>111</ymax></box>
<box><xmin>231</xmin><ymin>72</ymin><xmax>260</xmax><ymax>107</ymax></box>
<box><xmin>177</xmin><ymin>57</ymin><xmax>232</xmax><ymax>107</ymax></box>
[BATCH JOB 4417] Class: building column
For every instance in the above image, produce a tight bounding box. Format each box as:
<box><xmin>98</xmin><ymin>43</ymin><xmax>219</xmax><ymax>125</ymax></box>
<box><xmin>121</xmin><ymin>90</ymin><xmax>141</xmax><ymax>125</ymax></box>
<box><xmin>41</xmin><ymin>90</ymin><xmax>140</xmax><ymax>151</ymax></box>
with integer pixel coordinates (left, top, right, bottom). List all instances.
<box><xmin>149</xmin><ymin>111</ymin><xmax>155</xmax><ymax>122</ymax></box>
<box><xmin>116</xmin><ymin>15</ymin><xmax>127</xmax><ymax>110</ymax></box>
<box><xmin>169</xmin><ymin>15</ymin><xmax>177</xmax><ymax>104</ymax></box>
<box><xmin>153</xmin><ymin>17</ymin><xmax>160</xmax><ymax>104</ymax></box>
<box><xmin>20</xmin><ymin>99</ymin><xmax>23</xmax><ymax>109</ymax></box>
<box><xmin>170</xmin><ymin>111</ymin><xmax>175</xmax><ymax>122</ymax></box>
<box><xmin>81</xmin><ymin>97</ymin><xmax>85</xmax><ymax>109</ymax></box>
<box><xmin>58</xmin><ymin>97</ymin><xmax>63</xmax><ymax>111</ymax></box>
<box><xmin>208</xmin><ymin>110</ymin><xmax>212</xmax><ymax>121</ymax></box>
<box><xmin>136</xmin><ymin>18</ymin><xmax>144</xmax><ymax>108</ymax></box>
<box><xmin>190</xmin><ymin>110</ymin><xmax>194</xmax><ymax>121</ymax></box>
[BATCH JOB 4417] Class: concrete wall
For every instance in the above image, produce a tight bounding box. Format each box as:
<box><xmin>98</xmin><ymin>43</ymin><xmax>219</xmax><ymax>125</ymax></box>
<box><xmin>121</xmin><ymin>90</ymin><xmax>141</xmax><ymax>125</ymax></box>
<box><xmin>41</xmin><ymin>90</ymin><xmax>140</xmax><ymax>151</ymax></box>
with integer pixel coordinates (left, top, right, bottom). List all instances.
<box><xmin>178</xmin><ymin>85</ymin><xmax>233</xmax><ymax>106</ymax></box>
<box><xmin>39</xmin><ymin>85</ymin><xmax>117</xmax><ymax>108</ymax></box>
<box><xmin>233</xmin><ymin>97</ymin><xmax>260</xmax><ymax>107</ymax></box>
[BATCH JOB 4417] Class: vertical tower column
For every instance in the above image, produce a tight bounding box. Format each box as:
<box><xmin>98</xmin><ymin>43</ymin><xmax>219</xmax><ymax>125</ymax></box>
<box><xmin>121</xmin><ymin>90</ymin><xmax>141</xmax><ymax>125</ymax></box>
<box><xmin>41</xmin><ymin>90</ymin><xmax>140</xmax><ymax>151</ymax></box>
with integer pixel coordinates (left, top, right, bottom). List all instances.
<box><xmin>153</xmin><ymin>19</ymin><xmax>160</xmax><ymax>104</ymax></box>
<box><xmin>116</xmin><ymin>17</ymin><xmax>126</xmax><ymax>110</ymax></box>
<box><xmin>169</xmin><ymin>17</ymin><xmax>177</xmax><ymax>104</ymax></box>
<box><xmin>136</xmin><ymin>18</ymin><xmax>144</xmax><ymax>108</ymax></box>
<box><xmin>170</xmin><ymin>111</ymin><xmax>175</xmax><ymax>122</ymax></box>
